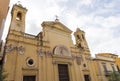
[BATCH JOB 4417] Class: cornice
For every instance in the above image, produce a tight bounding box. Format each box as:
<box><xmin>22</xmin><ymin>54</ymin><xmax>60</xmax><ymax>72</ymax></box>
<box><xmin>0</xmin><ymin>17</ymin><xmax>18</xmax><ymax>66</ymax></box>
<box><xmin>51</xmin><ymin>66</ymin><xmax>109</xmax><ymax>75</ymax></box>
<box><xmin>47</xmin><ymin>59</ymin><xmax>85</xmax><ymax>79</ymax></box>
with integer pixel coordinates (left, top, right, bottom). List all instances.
<box><xmin>6</xmin><ymin>39</ymin><xmax>50</xmax><ymax>48</ymax></box>
<box><xmin>52</xmin><ymin>55</ymin><xmax>74</xmax><ymax>60</ymax></box>
<box><xmin>93</xmin><ymin>58</ymin><xmax>115</xmax><ymax>62</ymax></box>
<box><xmin>6</xmin><ymin>39</ymin><xmax>37</xmax><ymax>46</ymax></box>
<box><xmin>42</xmin><ymin>21</ymin><xmax>72</xmax><ymax>34</ymax></box>
<box><xmin>8</xmin><ymin>33</ymin><xmax>36</xmax><ymax>40</ymax></box>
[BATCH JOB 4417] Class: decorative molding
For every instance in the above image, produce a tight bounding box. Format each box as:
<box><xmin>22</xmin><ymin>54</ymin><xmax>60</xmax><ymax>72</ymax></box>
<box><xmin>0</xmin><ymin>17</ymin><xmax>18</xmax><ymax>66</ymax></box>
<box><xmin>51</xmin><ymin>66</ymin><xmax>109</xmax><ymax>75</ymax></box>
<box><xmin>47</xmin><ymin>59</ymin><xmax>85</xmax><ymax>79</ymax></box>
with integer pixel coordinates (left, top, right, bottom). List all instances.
<box><xmin>52</xmin><ymin>55</ymin><xmax>73</xmax><ymax>60</ymax></box>
<box><xmin>52</xmin><ymin>60</ymin><xmax>57</xmax><ymax>65</ymax></box>
<box><xmin>53</xmin><ymin>45</ymin><xmax>71</xmax><ymax>57</ymax></box>
<box><xmin>5</xmin><ymin>44</ymin><xmax>25</xmax><ymax>54</ymax></box>
<box><xmin>37</xmin><ymin>49</ymin><xmax>52</xmax><ymax>57</ymax></box>
<box><xmin>68</xmin><ymin>62</ymin><xmax>72</xmax><ymax>66</ymax></box>
<box><xmin>52</xmin><ymin>60</ymin><xmax>72</xmax><ymax>65</ymax></box>
<box><xmin>76</xmin><ymin>55</ymin><xmax>82</xmax><ymax>65</ymax></box>
<box><xmin>5</xmin><ymin>44</ymin><xmax>16</xmax><ymax>52</ymax></box>
<box><xmin>46</xmin><ymin>51</ymin><xmax>52</xmax><ymax>56</ymax></box>
<box><xmin>71</xmin><ymin>54</ymin><xmax>76</xmax><ymax>59</ymax></box>
<box><xmin>37</xmin><ymin>49</ymin><xmax>43</xmax><ymax>56</ymax></box>
<box><xmin>85</xmin><ymin>57</ymin><xmax>92</xmax><ymax>61</ymax></box>
<box><xmin>17</xmin><ymin>46</ymin><xmax>25</xmax><ymax>54</ymax></box>
<box><xmin>7</xmin><ymin>38</ymin><xmax>37</xmax><ymax>46</ymax></box>
<box><xmin>22</xmin><ymin>67</ymin><xmax>38</xmax><ymax>70</ymax></box>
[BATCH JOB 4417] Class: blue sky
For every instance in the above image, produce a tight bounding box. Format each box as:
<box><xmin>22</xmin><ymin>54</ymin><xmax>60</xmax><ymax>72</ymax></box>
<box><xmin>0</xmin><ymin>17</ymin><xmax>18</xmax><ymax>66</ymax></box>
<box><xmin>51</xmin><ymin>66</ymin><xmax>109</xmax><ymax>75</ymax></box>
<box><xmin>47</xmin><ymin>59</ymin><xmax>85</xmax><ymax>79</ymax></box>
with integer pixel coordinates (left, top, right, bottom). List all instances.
<box><xmin>4</xmin><ymin>0</ymin><xmax>120</xmax><ymax>57</ymax></box>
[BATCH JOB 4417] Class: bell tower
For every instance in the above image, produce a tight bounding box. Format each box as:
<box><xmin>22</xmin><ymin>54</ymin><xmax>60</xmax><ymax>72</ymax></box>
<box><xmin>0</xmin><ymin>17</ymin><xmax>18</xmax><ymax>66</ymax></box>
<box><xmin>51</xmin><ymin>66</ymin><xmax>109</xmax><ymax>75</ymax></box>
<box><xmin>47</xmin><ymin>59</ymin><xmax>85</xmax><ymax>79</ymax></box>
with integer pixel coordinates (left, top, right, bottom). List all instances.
<box><xmin>74</xmin><ymin>28</ymin><xmax>89</xmax><ymax>50</ymax></box>
<box><xmin>9</xmin><ymin>3</ymin><xmax>27</xmax><ymax>32</ymax></box>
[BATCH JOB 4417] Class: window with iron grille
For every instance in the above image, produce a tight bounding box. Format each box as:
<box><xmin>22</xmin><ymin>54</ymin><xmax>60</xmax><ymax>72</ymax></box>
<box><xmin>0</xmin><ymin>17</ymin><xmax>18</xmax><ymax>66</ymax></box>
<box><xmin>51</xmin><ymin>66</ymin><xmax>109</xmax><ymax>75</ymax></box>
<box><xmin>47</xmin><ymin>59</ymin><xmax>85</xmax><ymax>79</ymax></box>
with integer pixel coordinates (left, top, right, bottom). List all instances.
<box><xmin>23</xmin><ymin>76</ymin><xmax>36</xmax><ymax>81</ymax></box>
<box><xmin>58</xmin><ymin>64</ymin><xmax>70</xmax><ymax>81</ymax></box>
<box><xmin>84</xmin><ymin>75</ymin><xmax>90</xmax><ymax>81</ymax></box>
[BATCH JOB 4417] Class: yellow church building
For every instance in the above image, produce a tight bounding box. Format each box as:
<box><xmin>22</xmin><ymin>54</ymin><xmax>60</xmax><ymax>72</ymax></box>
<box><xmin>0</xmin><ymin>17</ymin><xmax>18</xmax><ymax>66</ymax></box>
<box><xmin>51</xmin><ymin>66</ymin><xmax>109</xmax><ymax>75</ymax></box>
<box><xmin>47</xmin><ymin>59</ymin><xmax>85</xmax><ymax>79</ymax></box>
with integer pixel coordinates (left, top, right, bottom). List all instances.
<box><xmin>3</xmin><ymin>3</ymin><xmax>99</xmax><ymax>81</ymax></box>
<box><xmin>3</xmin><ymin>3</ymin><xmax>120</xmax><ymax>81</ymax></box>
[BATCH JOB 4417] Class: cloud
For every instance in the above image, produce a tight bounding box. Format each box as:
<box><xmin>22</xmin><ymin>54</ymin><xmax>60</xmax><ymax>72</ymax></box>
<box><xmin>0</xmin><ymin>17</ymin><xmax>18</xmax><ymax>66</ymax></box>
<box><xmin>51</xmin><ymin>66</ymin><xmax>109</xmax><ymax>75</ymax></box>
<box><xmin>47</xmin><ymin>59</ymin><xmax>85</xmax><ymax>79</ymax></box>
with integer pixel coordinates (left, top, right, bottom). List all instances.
<box><xmin>80</xmin><ymin>0</ymin><xmax>95</xmax><ymax>6</ymax></box>
<box><xmin>3</xmin><ymin>0</ymin><xmax>120</xmax><ymax>57</ymax></box>
<box><xmin>93</xmin><ymin>38</ymin><xmax>120</xmax><ymax>54</ymax></box>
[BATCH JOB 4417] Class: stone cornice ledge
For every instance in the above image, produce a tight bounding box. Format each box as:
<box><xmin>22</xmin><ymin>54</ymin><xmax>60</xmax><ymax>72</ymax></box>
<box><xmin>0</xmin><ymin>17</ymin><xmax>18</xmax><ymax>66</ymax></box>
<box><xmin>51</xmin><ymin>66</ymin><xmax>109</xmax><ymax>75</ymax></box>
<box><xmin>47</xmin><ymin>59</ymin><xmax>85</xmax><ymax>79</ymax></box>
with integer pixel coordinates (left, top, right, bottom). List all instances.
<box><xmin>22</xmin><ymin>67</ymin><xmax>38</xmax><ymax>70</ymax></box>
<box><xmin>52</xmin><ymin>55</ymin><xmax>74</xmax><ymax>60</ymax></box>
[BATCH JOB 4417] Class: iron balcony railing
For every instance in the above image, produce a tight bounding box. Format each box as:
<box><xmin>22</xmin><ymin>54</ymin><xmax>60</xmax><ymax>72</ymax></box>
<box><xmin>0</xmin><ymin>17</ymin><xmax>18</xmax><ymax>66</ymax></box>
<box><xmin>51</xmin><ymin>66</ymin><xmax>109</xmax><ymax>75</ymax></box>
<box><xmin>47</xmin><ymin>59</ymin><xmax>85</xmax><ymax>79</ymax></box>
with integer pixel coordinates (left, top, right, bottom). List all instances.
<box><xmin>104</xmin><ymin>71</ymin><xmax>120</xmax><ymax>76</ymax></box>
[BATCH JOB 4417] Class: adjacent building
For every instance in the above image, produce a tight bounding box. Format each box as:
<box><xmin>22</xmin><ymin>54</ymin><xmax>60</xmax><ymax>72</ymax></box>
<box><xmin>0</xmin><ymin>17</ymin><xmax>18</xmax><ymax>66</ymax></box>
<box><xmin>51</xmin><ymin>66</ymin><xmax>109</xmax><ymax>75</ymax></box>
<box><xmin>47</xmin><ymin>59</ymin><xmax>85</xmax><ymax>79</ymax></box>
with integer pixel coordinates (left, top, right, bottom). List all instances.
<box><xmin>0</xmin><ymin>0</ymin><xmax>10</xmax><ymax>64</ymax></box>
<box><xmin>93</xmin><ymin>53</ymin><xmax>118</xmax><ymax>81</ymax></box>
<box><xmin>0</xmin><ymin>0</ymin><xmax>10</xmax><ymax>39</ymax></box>
<box><xmin>115</xmin><ymin>58</ymin><xmax>120</xmax><ymax>71</ymax></box>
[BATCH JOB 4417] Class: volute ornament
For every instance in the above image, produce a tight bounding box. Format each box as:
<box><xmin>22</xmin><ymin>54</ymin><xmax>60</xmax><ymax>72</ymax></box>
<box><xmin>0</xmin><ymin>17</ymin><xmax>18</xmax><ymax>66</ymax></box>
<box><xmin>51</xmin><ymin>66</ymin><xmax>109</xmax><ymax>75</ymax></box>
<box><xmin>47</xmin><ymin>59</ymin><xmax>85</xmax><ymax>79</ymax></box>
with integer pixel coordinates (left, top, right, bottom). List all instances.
<box><xmin>17</xmin><ymin>46</ymin><xmax>25</xmax><ymax>54</ymax></box>
<box><xmin>5</xmin><ymin>44</ymin><xmax>16</xmax><ymax>52</ymax></box>
<box><xmin>37</xmin><ymin>49</ymin><xmax>43</xmax><ymax>56</ymax></box>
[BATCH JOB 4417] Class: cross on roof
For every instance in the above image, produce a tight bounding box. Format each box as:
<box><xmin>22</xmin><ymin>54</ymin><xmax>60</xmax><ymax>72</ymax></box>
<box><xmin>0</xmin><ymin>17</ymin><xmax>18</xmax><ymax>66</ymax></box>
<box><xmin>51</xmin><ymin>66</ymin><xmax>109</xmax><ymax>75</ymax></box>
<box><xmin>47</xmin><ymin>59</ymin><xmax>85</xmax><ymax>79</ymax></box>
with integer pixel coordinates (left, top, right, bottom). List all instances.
<box><xmin>55</xmin><ymin>15</ymin><xmax>59</xmax><ymax>22</ymax></box>
<box><xmin>18</xmin><ymin>1</ymin><xmax>21</xmax><ymax>4</ymax></box>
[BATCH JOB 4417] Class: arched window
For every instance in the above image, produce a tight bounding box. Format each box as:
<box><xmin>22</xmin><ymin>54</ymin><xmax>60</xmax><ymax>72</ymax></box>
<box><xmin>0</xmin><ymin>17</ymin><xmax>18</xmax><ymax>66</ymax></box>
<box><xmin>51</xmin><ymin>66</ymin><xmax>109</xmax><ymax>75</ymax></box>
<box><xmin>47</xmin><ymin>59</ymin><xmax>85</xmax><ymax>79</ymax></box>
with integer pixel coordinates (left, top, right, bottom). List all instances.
<box><xmin>16</xmin><ymin>12</ymin><xmax>22</xmax><ymax>20</ymax></box>
<box><xmin>77</xmin><ymin>35</ymin><xmax>80</xmax><ymax>39</ymax></box>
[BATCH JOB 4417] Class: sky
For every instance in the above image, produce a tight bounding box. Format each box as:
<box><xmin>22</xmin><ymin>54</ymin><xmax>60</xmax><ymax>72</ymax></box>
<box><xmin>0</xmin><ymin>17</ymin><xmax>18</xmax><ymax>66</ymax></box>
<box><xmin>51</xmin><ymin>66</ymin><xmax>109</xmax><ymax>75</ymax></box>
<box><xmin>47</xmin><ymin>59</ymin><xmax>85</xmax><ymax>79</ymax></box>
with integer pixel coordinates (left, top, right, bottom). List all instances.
<box><xmin>3</xmin><ymin>0</ymin><xmax>120</xmax><ymax>57</ymax></box>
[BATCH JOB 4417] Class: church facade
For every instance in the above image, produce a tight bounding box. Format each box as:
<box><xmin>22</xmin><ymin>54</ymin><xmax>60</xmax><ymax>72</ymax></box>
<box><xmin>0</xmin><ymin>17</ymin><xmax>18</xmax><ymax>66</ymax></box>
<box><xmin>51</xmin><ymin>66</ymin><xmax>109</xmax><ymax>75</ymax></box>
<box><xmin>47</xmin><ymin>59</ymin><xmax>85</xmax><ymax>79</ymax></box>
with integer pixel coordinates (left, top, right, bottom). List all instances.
<box><xmin>3</xmin><ymin>3</ymin><xmax>98</xmax><ymax>81</ymax></box>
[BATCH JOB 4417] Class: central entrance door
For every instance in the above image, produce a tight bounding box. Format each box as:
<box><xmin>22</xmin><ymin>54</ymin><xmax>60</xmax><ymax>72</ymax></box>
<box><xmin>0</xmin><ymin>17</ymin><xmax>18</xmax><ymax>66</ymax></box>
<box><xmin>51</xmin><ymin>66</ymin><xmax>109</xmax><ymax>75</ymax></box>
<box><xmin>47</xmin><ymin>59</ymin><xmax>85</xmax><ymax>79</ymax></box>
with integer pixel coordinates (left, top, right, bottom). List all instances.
<box><xmin>58</xmin><ymin>64</ymin><xmax>69</xmax><ymax>81</ymax></box>
<box><xmin>23</xmin><ymin>76</ymin><xmax>36</xmax><ymax>81</ymax></box>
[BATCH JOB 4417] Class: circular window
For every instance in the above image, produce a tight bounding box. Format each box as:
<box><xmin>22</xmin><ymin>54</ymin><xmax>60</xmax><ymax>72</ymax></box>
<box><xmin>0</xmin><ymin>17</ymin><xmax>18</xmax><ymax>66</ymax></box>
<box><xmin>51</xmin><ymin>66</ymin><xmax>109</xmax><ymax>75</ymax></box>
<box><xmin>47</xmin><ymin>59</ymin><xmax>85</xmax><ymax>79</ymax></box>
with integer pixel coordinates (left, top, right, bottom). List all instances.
<box><xmin>26</xmin><ymin>58</ymin><xmax>35</xmax><ymax>67</ymax></box>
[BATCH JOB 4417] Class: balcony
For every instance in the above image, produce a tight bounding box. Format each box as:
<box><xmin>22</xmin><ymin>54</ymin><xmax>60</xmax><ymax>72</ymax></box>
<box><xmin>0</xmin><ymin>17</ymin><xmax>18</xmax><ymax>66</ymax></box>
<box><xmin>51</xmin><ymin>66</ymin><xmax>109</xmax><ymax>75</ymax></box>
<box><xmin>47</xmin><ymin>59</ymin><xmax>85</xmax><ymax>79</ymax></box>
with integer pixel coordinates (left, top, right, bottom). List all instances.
<box><xmin>104</xmin><ymin>71</ymin><xmax>112</xmax><ymax>76</ymax></box>
<box><xmin>104</xmin><ymin>71</ymin><xmax>120</xmax><ymax>76</ymax></box>
<box><xmin>113</xmin><ymin>71</ymin><xmax>120</xmax><ymax>75</ymax></box>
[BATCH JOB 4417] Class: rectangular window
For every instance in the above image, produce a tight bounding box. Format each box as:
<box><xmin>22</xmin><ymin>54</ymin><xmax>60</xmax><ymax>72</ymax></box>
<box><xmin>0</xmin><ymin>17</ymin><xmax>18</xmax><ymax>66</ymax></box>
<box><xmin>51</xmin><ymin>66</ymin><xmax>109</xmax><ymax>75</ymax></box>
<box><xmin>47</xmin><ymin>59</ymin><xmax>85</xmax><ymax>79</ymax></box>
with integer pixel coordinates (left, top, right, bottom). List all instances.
<box><xmin>23</xmin><ymin>76</ymin><xmax>36</xmax><ymax>81</ymax></box>
<box><xmin>58</xmin><ymin>64</ymin><xmax>69</xmax><ymax>81</ymax></box>
<box><xmin>117</xmin><ymin>65</ymin><xmax>120</xmax><ymax>71</ymax></box>
<box><xmin>103</xmin><ymin>64</ymin><xmax>107</xmax><ymax>72</ymax></box>
<box><xmin>111</xmin><ymin>65</ymin><xmax>116</xmax><ymax>71</ymax></box>
<box><xmin>84</xmin><ymin>75</ymin><xmax>90</xmax><ymax>81</ymax></box>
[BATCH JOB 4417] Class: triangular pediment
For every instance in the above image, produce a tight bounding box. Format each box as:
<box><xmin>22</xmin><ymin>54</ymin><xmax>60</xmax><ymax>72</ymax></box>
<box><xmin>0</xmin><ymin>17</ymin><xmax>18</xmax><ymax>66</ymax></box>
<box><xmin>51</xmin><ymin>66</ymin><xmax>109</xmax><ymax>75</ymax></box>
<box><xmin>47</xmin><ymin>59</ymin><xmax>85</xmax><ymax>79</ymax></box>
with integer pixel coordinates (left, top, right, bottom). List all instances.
<box><xmin>54</xmin><ymin>22</ymin><xmax>72</xmax><ymax>33</ymax></box>
<box><xmin>41</xmin><ymin>21</ymin><xmax>72</xmax><ymax>34</ymax></box>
